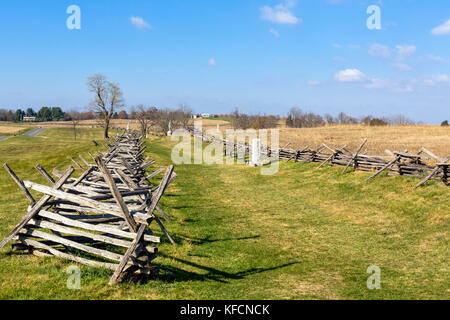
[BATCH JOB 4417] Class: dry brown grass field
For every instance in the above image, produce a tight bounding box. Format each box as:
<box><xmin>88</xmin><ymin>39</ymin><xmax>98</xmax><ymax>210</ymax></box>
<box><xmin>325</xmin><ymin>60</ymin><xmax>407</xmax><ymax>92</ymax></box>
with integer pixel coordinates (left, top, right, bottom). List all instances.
<box><xmin>0</xmin><ymin>124</ymin><xmax>28</xmax><ymax>135</ymax></box>
<box><xmin>277</xmin><ymin>125</ymin><xmax>450</xmax><ymax>157</ymax></box>
<box><xmin>200</xmin><ymin>120</ymin><xmax>449</xmax><ymax>157</ymax></box>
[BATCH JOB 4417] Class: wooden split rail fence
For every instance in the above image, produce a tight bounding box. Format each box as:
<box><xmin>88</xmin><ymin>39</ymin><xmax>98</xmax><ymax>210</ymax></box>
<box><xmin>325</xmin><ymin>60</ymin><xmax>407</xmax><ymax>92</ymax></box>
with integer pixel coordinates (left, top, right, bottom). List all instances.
<box><xmin>1</xmin><ymin>131</ymin><xmax>177</xmax><ymax>284</ymax></box>
<box><xmin>190</xmin><ymin>129</ymin><xmax>449</xmax><ymax>188</ymax></box>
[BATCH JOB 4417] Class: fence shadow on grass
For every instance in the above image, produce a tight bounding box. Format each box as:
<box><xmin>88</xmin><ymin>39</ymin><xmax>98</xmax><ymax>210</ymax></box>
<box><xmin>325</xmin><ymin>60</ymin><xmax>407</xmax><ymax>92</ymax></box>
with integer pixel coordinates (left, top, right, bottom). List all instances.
<box><xmin>156</xmin><ymin>254</ymin><xmax>299</xmax><ymax>284</ymax></box>
<box><xmin>175</xmin><ymin>234</ymin><xmax>261</xmax><ymax>246</ymax></box>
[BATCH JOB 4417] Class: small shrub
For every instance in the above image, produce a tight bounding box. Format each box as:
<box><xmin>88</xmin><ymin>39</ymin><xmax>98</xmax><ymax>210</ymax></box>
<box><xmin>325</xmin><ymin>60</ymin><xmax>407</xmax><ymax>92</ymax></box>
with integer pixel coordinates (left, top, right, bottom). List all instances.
<box><xmin>369</xmin><ymin>118</ymin><xmax>388</xmax><ymax>126</ymax></box>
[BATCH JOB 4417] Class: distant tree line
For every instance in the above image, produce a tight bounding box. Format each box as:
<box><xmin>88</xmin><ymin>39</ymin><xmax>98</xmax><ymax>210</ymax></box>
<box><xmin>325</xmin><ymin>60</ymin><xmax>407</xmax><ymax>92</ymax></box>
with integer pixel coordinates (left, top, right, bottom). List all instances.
<box><xmin>0</xmin><ymin>107</ymin><xmax>65</xmax><ymax>122</ymax></box>
<box><xmin>229</xmin><ymin>108</ymin><xmax>280</xmax><ymax>130</ymax></box>
<box><xmin>222</xmin><ymin>107</ymin><xmax>442</xmax><ymax>130</ymax></box>
<box><xmin>285</xmin><ymin>107</ymin><xmax>420</xmax><ymax>128</ymax></box>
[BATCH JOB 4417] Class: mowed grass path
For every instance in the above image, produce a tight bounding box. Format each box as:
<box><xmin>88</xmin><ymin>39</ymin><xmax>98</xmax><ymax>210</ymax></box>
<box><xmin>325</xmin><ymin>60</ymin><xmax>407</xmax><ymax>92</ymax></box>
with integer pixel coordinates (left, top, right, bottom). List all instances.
<box><xmin>0</xmin><ymin>128</ymin><xmax>448</xmax><ymax>299</ymax></box>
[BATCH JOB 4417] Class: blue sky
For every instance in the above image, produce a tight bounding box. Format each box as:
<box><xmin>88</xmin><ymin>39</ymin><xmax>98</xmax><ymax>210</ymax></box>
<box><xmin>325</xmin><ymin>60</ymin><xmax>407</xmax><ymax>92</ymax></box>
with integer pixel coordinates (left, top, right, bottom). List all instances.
<box><xmin>0</xmin><ymin>0</ymin><xmax>449</xmax><ymax>123</ymax></box>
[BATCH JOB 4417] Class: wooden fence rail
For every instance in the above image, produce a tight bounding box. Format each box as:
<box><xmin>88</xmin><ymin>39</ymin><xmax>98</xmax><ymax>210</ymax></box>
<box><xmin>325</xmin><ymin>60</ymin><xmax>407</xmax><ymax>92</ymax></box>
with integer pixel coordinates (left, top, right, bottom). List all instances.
<box><xmin>189</xmin><ymin>128</ymin><xmax>449</xmax><ymax>188</ymax></box>
<box><xmin>1</xmin><ymin>130</ymin><xmax>176</xmax><ymax>284</ymax></box>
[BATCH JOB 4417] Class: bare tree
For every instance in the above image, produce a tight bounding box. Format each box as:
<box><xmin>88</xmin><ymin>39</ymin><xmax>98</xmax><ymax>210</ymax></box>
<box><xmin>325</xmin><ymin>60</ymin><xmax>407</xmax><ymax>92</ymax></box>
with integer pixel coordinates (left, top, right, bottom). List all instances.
<box><xmin>231</xmin><ymin>108</ymin><xmax>252</xmax><ymax>130</ymax></box>
<box><xmin>177</xmin><ymin>103</ymin><xmax>193</xmax><ymax>130</ymax></box>
<box><xmin>136</xmin><ymin>105</ymin><xmax>158</xmax><ymax>137</ymax></box>
<box><xmin>87</xmin><ymin>74</ymin><xmax>124</xmax><ymax>138</ymax></box>
<box><xmin>286</xmin><ymin>107</ymin><xmax>324</xmax><ymax>128</ymax></box>
<box><xmin>155</xmin><ymin>108</ymin><xmax>182</xmax><ymax>135</ymax></box>
<box><xmin>67</xmin><ymin>111</ymin><xmax>81</xmax><ymax>141</ymax></box>
<box><xmin>387</xmin><ymin>114</ymin><xmax>416</xmax><ymax>125</ymax></box>
<box><xmin>324</xmin><ymin>113</ymin><xmax>336</xmax><ymax>125</ymax></box>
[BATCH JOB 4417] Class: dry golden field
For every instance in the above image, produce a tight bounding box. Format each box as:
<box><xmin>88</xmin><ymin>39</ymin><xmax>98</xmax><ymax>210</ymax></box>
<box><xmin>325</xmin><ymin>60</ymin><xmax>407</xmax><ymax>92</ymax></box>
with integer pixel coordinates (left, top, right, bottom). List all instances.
<box><xmin>199</xmin><ymin>120</ymin><xmax>450</xmax><ymax>157</ymax></box>
<box><xmin>276</xmin><ymin>125</ymin><xmax>450</xmax><ymax>157</ymax></box>
<box><xmin>0</xmin><ymin>125</ymin><xmax>27</xmax><ymax>135</ymax></box>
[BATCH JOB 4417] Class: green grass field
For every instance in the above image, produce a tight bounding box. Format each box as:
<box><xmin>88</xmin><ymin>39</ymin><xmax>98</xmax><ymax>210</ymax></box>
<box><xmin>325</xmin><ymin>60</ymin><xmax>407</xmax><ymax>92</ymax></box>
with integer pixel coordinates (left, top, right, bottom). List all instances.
<box><xmin>0</xmin><ymin>128</ymin><xmax>448</xmax><ymax>300</ymax></box>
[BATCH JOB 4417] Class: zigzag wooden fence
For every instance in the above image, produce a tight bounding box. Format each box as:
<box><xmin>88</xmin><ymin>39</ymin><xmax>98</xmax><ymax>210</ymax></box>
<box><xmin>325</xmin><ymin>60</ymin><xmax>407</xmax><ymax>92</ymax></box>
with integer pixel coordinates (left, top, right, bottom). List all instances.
<box><xmin>1</xmin><ymin>131</ymin><xmax>176</xmax><ymax>284</ymax></box>
<box><xmin>190</xmin><ymin>129</ymin><xmax>449</xmax><ymax>188</ymax></box>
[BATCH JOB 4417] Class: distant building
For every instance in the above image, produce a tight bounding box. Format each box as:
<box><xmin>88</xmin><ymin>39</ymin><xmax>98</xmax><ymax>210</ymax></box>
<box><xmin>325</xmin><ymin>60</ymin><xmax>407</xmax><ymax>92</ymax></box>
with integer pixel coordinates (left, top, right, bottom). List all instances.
<box><xmin>23</xmin><ymin>116</ymin><xmax>37</xmax><ymax>122</ymax></box>
<box><xmin>201</xmin><ymin>113</ymin><xmax>211</xmax><ymax>118</ymax></box>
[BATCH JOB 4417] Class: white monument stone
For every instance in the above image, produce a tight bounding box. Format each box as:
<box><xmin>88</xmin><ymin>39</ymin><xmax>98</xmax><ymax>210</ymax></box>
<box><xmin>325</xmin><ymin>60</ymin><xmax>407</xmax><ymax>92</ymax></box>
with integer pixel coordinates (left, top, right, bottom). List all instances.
<box><xmin>167</xmin><ymin>121</ymin><xmax>173</xmax><ymax>136</ymax></box>
<box><xmin>251</xmin><ymin>139</ymin><xmax>261</xmax><ymax>167</ymax></box>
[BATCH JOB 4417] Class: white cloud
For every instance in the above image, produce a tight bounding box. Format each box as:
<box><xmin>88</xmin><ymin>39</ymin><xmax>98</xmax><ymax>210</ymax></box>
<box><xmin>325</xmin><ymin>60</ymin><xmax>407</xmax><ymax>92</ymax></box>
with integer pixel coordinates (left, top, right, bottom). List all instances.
<box><xmin>270</xmin><ymin>28</ymin><xmax>280</xmax><ymax>37</ymax></box>
<box><xmin>335</xmin><ymin>69</ymin><xmax>367</xmax><ymax>82</ymax></box>
<box><xmin>307</xmin><ymin>80</ymin><xmax>320</xmax><ymax>86</ymax></box>
<box><xmin>331</xmin><ymin>68</ymin><xmax>416</xmax><ymax>93</ymax></box>
<box><xmin>431</xmin><ymin>20</ymin><xmax>450</xmax><ymax>35</ymax></box>
<box><xmin>396</xmin><ymin>45</ymin><xmax>416</xmax><ymax>60</ymax></box>
<box><xmin>369</xmin><ymin>44</ymin><xmax>391</xmax><ymax>58</ymax></box>
<box><xmin>332</xmin><ymin>43</ymin><xmax>342</xmax><ymax>48</ymax></box>
<box><xmin>208</xmin><ymin>58</ymin><xmax>216</xmax><ymax>66</ymax></box>
<box><xmin>260</xmin><ymin>1</ymin><xmax>300</xmax><ymax>25</ymax></box>
<box><xmin>130</xmin><ymin>16</ymin><xmax>151</xmax><ymax>29</ymax></box>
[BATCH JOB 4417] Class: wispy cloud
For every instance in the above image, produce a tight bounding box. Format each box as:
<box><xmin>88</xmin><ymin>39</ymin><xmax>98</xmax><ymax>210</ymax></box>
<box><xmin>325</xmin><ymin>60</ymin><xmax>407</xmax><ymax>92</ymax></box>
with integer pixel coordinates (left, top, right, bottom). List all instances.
<box><xmin>307</xmin><ymin>80</ymin><xmax>320</xmax><ymax>86</ymax></box>
<box><xmin>369</xmin><ymin>44</ymin><xmax>391</xmax><ymax>58</ymax></box>
<box><xmin>332</xmin><ymin>56</ymin><xmax>347</xmax><ymax>62</ymax></box>
<box><xmin>396</xmin><ymin>45</ymin><xmax>416</xmax><ymax>60</ymax></box>
<box><xmin>431</xmin><ymin>20</ymin><xmax>450</xmax><ymax>35</ymax></box>
<box><xmin>424</xmin><ymin>74</ymin><xmax>450</xmax><ymax>86</ymax></box>
<box><xmin>208</xmin><ymin>58</ymin><xmax>216</xmax><ymax>66</ymax></box>
<box><xmin>269</xmin><ymin>28</ymin><xmax>280</xmax><ymax>37</ymax></box>
<box><xmin>365</xmin><ymin>78</ymin><xmax>413</xmax><ymax>93</ymax></box>
<box><xmin>365</xmin><ymin>78</ymin><xmax>392</xmax><ymax>89</ymax></box>
<box><xmin>425</xmin><ymin>54</ymin><xmax>445</xmax><ymax>62</ymax></box>
<box><xmin>130</xmin><ymin>16</ymin><xmax>151</xmax><ymax>29</ymax></box>
<box><xmin>392</xmin><ymin>63</ymin><xmax>412</xmax><ymax>72</ymax></box>
<box><xmin>332</xmin><ymin>43</ymin><xmax>360</xmax><ymax>49</ymax></box>
<box><xmin>260</xmin><ymin>1</ymin><xmax>300</xmax><ymax>25</ymax></box>
<box><xmin>368</xmin><ymin>43</ymin><xmax>417</xmax><ymax>73</ymax></box>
